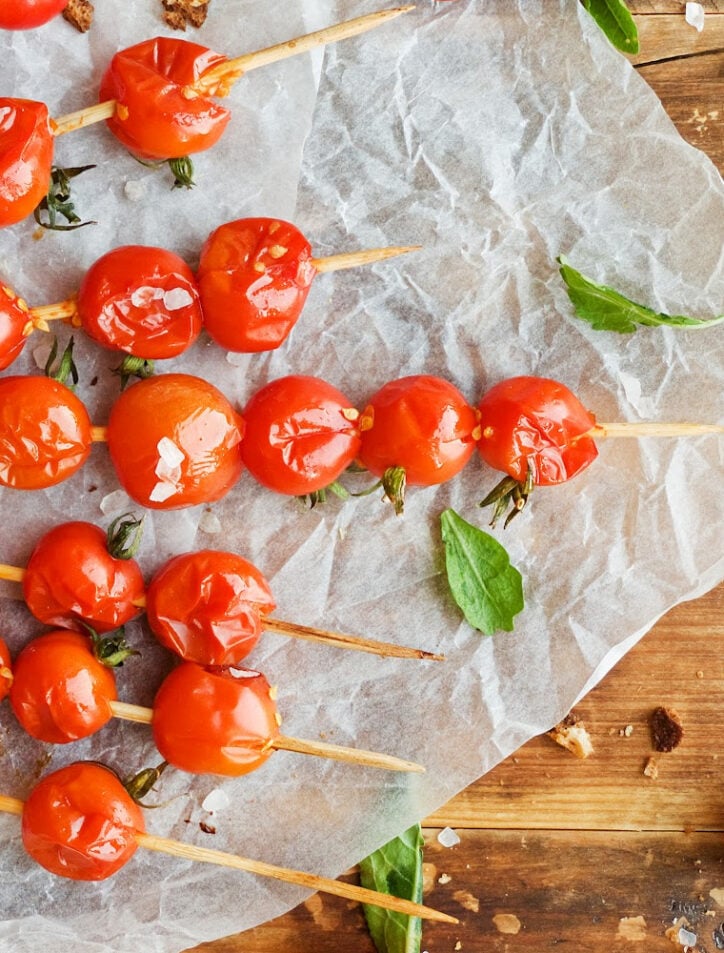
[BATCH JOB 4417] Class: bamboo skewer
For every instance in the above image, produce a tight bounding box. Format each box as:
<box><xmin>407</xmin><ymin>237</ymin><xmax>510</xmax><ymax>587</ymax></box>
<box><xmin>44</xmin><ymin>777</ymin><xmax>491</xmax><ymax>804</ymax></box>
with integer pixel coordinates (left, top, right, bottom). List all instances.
<box><xmin>590</xmin><ymin>421</ymin><xmax>724</xmax><ymax>439</ymax></box>
<box><xmin>108</xmin><ymin>700</ymin><xmax>424</xmax><ymax>773</ymax></box>
<box><xmin>311</xmin><ymin>245</ymin><xmax>421</xmax><ymax>274</ymax></box>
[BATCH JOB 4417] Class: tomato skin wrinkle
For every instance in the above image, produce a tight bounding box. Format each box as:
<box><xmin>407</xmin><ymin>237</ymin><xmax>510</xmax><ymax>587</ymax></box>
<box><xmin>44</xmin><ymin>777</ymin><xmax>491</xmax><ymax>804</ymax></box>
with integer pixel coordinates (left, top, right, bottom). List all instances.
<box><xmin>358</xmin><ymin>375</ymin><xmax>479</xmax><ymax>486</ymax></box>
<box><xmin>0</xmin><ymin>375</ymin><xmax>92</xmax><ymax>490</ymax></box>
<box><xmin>197</xmin><ymin>218</ymin><xmax>316</xmax><ymax>352</ymax></box>
<box><xmin>21</xmin><ymin>762</ymin><xmax>144</xmax><ymax>882</ymax></box>
<box><xmin>77</xmin><ymin>245</ymin><xmax>203</xmax><ymax>359</ymax></box>
<box><xmin>0</xmin><ymin>0</ymin><xmax>68</xmax><ymax>30</ymax></box>
<box><xmin>0</xmin><ymin>98</ymin><xmax>54</xmax><ymax>228</ymax></box>
<box><xmin>99</xmin><ymin>38</ymin><xmax>231</xmax><ymax>161</ymax></box>
<box><xmin>9</xmin><ymin>630</ymin><xmax>117</xmax><ymax>744</ymax></box>
<box><xmin>107</xmin><ymin>373</ymin><xmax>244</xmax><ymax>509</ymax></box>
<box><xmin>146</xmin><ymin>550</ymin><xmax>275</xmax><ymax>667</ymax></box>
<box><xmin>23</xmin><ymin>521</ymin><xmax>145</xmax><ymax>632</ymax></box>
<box><xmin>0</xmin><ymin>282</ymin><xmax>31</xmax><ymax>369</ymax></box>
<box><xmin>477</xmin><ymin>376</ymin><xmax>598</xmax><ymax>485</ymax></box>
<box><xmin>0</xmin><ymin>636</ymin><xmax>12</xmax><ymax>702</ymax></box>
<box><xmin>241</xmin><ymin>375</ymin><xmax>361</xmax><ymax>495</ymax></box>
<box><xmin>152</xmin><ymin>663</ymin><xmax>280</xmax><ymax>776</ymax></box>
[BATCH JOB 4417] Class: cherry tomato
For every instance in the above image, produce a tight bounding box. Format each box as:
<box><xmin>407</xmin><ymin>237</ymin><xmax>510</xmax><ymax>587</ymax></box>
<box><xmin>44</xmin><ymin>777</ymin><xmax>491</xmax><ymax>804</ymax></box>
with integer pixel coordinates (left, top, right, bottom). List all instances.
<box><xmin>77</xmin><ymin>245</ymin><xmax>203</xmax><ymax>359</ymax></box>
<box><xmin>146</xmin><ymin>550</ymin><xmax>276</xmax><ymax>667</ymax></box>
<box><xmin>0</xmin><ymin>282</ymin><xmax>31</xmax><ymax>369</ymax></box>
<box><xmin>0</xmin><ymin>0</ymin><xmax>68</xmax><ymax>30</ymax></box>
<box><xmin>0</xmin><ymin>98</ymin><xmax>54</xmax><ymax>228</ymax></box>
<box><xmin>476</xmin><ymin>376</ymin><xmax>598</xmax><ymax>485</ymax></box>
<box><xmin>240</xmin><ymin>375</ymin><xmax>361</xmax><ymax>496</ymax></box>
<box><xmin>0</xmin><ymin>636</ymin><xmax>12</xmax><ymax>702</ymax></box>
<box><xmin>152</xmin><ymin>663</ymin><xmax>280</xmax><ymax>776</ymax></box>
<box><xmin>9</xmin><ymin>630</ymin><xmax>117</xmax><ymax>744</ymax></box>
<box><xmin>21</xmin><ymin>762</ymin><xmax>144</xmax><ymax>882</ymax></box>
<box><xmin>22</xmin><ymin>520</ymin><xmax>145</xmax><ymax>633</ymax></box>
<box><xmin>106</xmin><ymin>373</ymin><xmax>244</xmax><ymax>509</ymax></box>
<box><xmin>0</xmin><ymin>375</ymin><xmax>92</xmax><ymax>490</ymax></box>
<box><xmin>197</xmin><ymin>218</ymin><xmax>316</xmax><ymax>352</ymax></box>
<box><xmin>99</xmin><ymin>38</ymin><xmax>232</xmax><ymax>161</ymax></box>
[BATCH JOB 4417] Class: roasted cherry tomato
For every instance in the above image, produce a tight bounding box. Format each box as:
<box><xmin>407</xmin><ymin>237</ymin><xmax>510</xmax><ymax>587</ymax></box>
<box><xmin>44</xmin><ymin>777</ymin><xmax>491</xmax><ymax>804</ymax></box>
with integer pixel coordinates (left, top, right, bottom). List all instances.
<box><xmin>240</xmin><ymin>375</ymin><xmax>361</xmax><ymax>496</ymax></box>
<box><xmin>0</xmin><ymin>98</ymin><xmax>54</xmax><ymax>228</ymax></box>
<box><xmin>0</xmin><ymin>375</ymin><xmax>92</xmax><ymax>489</ymax></box>
<box><xmin>106</xmin><ymin>373</ymin><xmax>244</xmax><ymax>509</ymax></box>
<box><xmin>0</xmin><ymin>282</ymin><xmax>31</xmax><ymax>369</ymax></box>
<box><xmin>146</xmin><ymin>550</ymin><xmax>276</xmax><ymax>667</ymax></box>
<box><xmin>9</xmin><ymin>630</ymin><xmax>117</xmax><ymax>743</ymax></box>
<box><xmin>99</xmin><ymin>38</ymin><xmax>232</xmax><ymax>161</ymax></box>
<box><xmin>152</xmin><ymin>663</ymin><xmax>280</xmax><ymax>776</ymax></box>
<box><xmin>0</xmin><ymin>636</ymin><xmax>12</xmax><ymax>701</ymax></box>
<box><xmin>0</xmin><ymin>0</ymin><xmax>68</xmax><ymax>30</ymax></box>
<box><xmin>77</xmin><ymin>245</ymin><xmax>203</xmax><ymax>359</ymax></box>
<box><xmin>22</xmin><ymin>520</ymin><xmax>145</xmax><ymax>633</ymax></box>
<box><xmin>21</xmin><ymin>762</ymin><xmax>145</xmax><ymax>882</ymax></box>
<box><xmin>197</xmin><ymin>218</ymin><xmax>316</xmax><ymax>352</ymax></box>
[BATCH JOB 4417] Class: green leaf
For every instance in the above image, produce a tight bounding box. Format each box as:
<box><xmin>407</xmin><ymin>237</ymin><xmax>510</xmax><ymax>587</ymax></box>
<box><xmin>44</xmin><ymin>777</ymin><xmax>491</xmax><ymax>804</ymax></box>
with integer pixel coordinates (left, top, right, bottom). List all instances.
<box><xmin>558</xmin><ymin>256</ymin><xmax>724</xmax><ymax>333</ymax></box>
<box><xmin>360</xmin><ymin>825</ymin><xmax>424</xmax><ymax>953</ymax></box>
<box><xmin>440</xmin><ymin>508</ymin><xmax>524</xmax><ymax>635</ymax></box>
<box><xmin>581</xmin><ymin>0</ymin><xmax>639</xmax><ymax>54</ymax></box>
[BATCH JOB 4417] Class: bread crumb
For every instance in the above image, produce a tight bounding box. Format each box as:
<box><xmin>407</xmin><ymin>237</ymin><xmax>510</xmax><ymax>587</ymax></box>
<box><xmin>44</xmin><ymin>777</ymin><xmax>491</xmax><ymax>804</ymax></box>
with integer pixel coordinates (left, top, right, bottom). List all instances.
<box><xmin>651</xmin><ymin>707</ymin><xmax>684</xmax><ymax>752</ymax></box>
<box><xmin>438</xmin><ymin>873</ymin><xmax>452</xmax><ymax>885</ymax></box>
<box><xmin>62</xmin><ymin>0</ymin><xmax>94</xmax><ymax>32</ymax></box>
<box><xmin>547</xmin><ymin>714</ymin><xmax>593</xmax><ymax>759</ymax></box>
<box><xmin>493</xmin><ymin>913</ymin><xmax>521</xmax><ymax>935</ymax></box>
<box><xmin>643</xmin><ymin>756</ymin><xmax>659</xmax><ymax>780</ymax></box>
<box><xmin>619</xmin><ymin>724</ymin><xmax>634</xmax><ymax>738</ymax></box>
<box><xmin>161</xmin><ymin>0</ymin><xmax>210</xmax><ymax>29</ymax></box>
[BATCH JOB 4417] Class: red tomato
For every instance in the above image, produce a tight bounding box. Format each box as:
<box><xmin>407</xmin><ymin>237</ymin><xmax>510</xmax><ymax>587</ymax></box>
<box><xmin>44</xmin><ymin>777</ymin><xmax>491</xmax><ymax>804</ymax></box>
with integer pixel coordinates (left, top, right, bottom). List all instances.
<box><xmin>77</xmin><ymin>245</ymin><xmax>203</xmax><ymax>359</ymax></box>
<box><xmin>476</xmin><ymin>376</ymin><xmax>598</xmax><ymax>485</ymax></box>
<box><xmin>146</xmin><ymin>550</ymin><xmax>276</xmax><ymax>666</ymax></box>
<box><xmin>0</xmin><ymin>375</ymin><xmax>92</xmax><ymax>489</ymax></box>
<box><xmin>197</xmin><ymin>218</ymin><xmax>316</xmax><ymax>352</ymax></box>
<box><xmin>22</xmin><ymin>520</ymin><xmax>145</xmax><ymax>633</ymax></box>
<box><xmin>99</xmin><ymin>38</ymin><xmax>232</xmax><ymax>161</ymax></box>
<box><xmin>21</xmin><ymin>762</ymin><xmax>144</xmax><ymax>881</ymax></box>
<box><xmin>152</xmin><ymin>663</ymin><xmax>280</xmax><ymax>776</ymax></box>
<box><xmin>0</xmin><ymin>636</ymin><xmax>12</xmax><ymax>702</ymax></box>
<box><xmin>0</xmin><ymin>0</ymin><xmax>68</xmax><ymax>29</ymax></box>
<box><xmin>0</xmin><ymin>98</ymin><xmax>54</xmax><ymax>228</ymax></box>
<box><xmin>9</xmin><ymin>630</ymin><xmax>117</xmax><ymax>743</ymax></box>
<box><xmin>0</xmin><ymin>282</ymin><xmax>31</xmax><ymax>369</ymax></box>
<box><xmin>106</xmin><ymin>373</ymin><xmax>244</xmax><ymax>509</ymax></box>
<box><xmin>240</xmin><ymin>375</ymin><xmax>361</xmax><ymax>495</ymax></box>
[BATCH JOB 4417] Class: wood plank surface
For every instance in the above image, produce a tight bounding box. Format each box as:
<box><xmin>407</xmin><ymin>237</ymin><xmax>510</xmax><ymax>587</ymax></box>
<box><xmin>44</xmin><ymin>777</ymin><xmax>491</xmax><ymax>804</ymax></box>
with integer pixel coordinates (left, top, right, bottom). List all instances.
<box><xmin>189</xmin><ymin>11</ymin><xmax>724</xmax><ymax>953</ymax></box>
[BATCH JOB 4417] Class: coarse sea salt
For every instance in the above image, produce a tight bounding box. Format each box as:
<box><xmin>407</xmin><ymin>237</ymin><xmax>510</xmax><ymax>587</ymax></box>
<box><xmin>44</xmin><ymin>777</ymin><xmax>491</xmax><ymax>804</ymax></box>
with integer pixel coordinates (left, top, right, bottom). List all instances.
<box><xmin>437</xmin><ymin>827</ymin><xmax>461</xmax><ymax>848</ymax></box>
<box><xmin>199</xmin><ymin>511</ymin><xmax>222</xmax><ymax>534</ymax></box>
<box><xmin>130</xmin><ymin>286</ymin><xmax>164</xmax><ymax>308</ymax></box>
<box><xmin>100</xmin><ymin>489</ymin><xmax>133</xmax><ymax>514</ymax></box>
<box><xmin>157</xmin><ymin>436</ymin><xmax>185</xmax><ymax>468</ymax></box>
<box><xmin>201</xmin><ymin>789</ymin><xmax>231</xmax><ymax>814</ymax></box>
<box><xmin>685</xmin><ymin>2</ymin><xmax>705</xmax><ymax>31</ymax></box>
<box><xmin>149</xmin><ymin>481</ymin><xmax>177</xmax><ymax>503</ymax></box>
<box><xmin>163</xmin><ymin>288</ymin><xmax>194</xmax><ymax>311</ymax></box>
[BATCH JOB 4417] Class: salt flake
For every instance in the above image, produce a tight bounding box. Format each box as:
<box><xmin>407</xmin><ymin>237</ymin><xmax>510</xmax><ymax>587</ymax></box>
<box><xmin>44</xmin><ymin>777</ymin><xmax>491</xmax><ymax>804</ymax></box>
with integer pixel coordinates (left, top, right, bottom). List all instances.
<box><xmin>157</xmin><ymin>436</ymin><xmax>185</xmax><ymax>468</ymax></box>
<box><xmin>149</xmin><ymin>481</ymin><xmax>178</xmax><ymax>503</ymax></box>
<box><xmin>163</xmin><ymin>288</ymin><xmax>194</xmax><ymax>310</ymax></box>
<box><xmin>202</xmin><ymin>789</ymin><xmax>231</xmax><ymax>814</ymax></box>
<box><xmin>100</xmin><ymin>489</ymin><xmax>132</xmax><ymax>514</ymax></box>
<box><xmin>437</xmin><ymin>827</ymin><xmax>461</xmax><ymax>848</ymax></box>
<box><xmin>130</xmin><ymin>285</ymin><xmax>164</xmax><ymax>308</ymax></box>
<box><xmin>685</xmin><ymin>3</ymin><xmax>705</xmax><ymax>32</ymax></box>
<box><xmin>199</xmin><ymin>511</ymin><xmax>222</xmax><ymax>534</ymax></box>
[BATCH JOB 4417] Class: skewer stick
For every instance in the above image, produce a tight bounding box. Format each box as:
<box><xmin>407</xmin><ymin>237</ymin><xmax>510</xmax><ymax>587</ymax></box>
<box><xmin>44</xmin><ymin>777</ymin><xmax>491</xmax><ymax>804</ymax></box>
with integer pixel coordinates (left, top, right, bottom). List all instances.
<box><xmin>52</xmin><ymin>101</ymin><xmax>118</xmax><ymax>136</ymax></box>
<box><xmin>311</xmin><ymin>245</ymin><xmax>420</xmax><ymax>274</ymax></box>
<box><xmin>109</xmin><ymin>700</ymin><xmax>423</xmax><ymax>773</ymax></box>
<box><xmin>590</xmin><ymin>422</ymin><xmax>724</xmax><ymax>439</ymax></box>
<box><xmin>0</xmin><ymin>563</ymin><xmax>24</xmax><ymax>584</ymax></box>
<box><xmin>29</xmin><ymin>298</ymin><xmax>79</xmax><ymax>332</ymax></box>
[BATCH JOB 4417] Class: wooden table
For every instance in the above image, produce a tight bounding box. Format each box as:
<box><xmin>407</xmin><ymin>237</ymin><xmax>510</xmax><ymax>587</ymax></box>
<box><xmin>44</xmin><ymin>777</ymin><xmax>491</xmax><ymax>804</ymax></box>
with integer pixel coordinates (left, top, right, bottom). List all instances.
<box><xmin>191</xmin><ymin>6</ymin><xmax>724</xmax><ymax>951</ymax></box>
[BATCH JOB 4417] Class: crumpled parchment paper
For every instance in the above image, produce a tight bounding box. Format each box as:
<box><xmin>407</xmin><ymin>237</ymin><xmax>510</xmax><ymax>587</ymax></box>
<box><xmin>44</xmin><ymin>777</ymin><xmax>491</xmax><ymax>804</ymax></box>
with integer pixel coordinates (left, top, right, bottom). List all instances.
<box><xmin>0</xmin><ymin>2</ymin><xmax>722</xmax><ymax>951</ymax></box>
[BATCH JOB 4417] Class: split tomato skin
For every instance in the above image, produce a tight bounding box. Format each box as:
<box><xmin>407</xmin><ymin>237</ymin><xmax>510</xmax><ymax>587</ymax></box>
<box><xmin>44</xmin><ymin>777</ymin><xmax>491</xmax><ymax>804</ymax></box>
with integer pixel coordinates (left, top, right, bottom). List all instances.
<box><xmin>197</xmin><ymin>218</ymin><xmax>317</xmax><ymax>352</ymax></box>
<box><xmin>9</xmin><ymin>630</ymin><xmax>117</xmax><ymax>744</ymax></box>
<box><xmin>358</xmin><ymin>375</ymin><xmax>479</xmax><ymax>486</ymax></box>
<box><xmin>476</xmin><ymin>376</ymin><xmax>598</xmax><ymax>485</ymax></box>
<box><xmin>241</xmin><ymin>375</ymin><xmax>362</xmax><ymax>495</ymax></box>
<box><xmin>22</xmin><ymin>521</ymin><xmax>145</xmax><ymax>633</ymax></box>
<box><xmin>0</xmin><ymin>98</ymin><xmax>54</xmax><ymax>228</ymax></box>
<box><xmin>0</xmin><ymin>636</ymin><xmax>12</xmax><ymax>702</ymax></box>
<box><xmin>0</xmin><ymin>283</ymin><xmax>31</xmax><ymax>369</ymax></box>
<box><xmin>152</xmin><ymin>663</ymin><xmax>280</xmax><ymax>776</ymax></box>
<box><xmin>0</xmin><ymin>375</ymin><xmax>92</xmax><ymax>490</ymax></box>
<box><xmin>21</xmin><ymin>762</ymin><xmax>144</xmax><ymax>882</ymax></box>
<box><xmin>106</xmin><ymin>373</ymin><xmax>245</xmax><ymax>509</ymax></box>
<box><xmin>77</xmin><ymin>245</ymin><xmax>203</xmax><ymax>359</ymax></box>
<box><xmin>146</xmin><ymin>550</ymin><xmax>276</xmax><ymax>667</ymax></box>
<box><xmin>0</xmin><ymin>0</ymin><xmax>68</xmax><ymax>30</ymax></box>
<box><xmin>99</xmin><ymin>38</ymin><xmax>232</xmax><ymax>161</ymax></box>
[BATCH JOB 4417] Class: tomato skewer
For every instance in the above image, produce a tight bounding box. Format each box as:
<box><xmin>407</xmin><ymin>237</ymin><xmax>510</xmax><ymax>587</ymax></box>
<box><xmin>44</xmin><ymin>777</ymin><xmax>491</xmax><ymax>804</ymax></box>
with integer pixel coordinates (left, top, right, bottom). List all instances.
<box><xmin>0</xmin><ymin>0</ymin><xmax>69</xmax><ymax>30</ymax></box>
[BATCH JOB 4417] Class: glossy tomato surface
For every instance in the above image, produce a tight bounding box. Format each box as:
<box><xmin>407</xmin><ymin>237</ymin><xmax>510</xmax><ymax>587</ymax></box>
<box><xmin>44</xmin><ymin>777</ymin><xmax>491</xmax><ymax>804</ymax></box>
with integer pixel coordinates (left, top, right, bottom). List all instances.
<box><xmin>0</xmin><ymin>0</ymin><xmax>68</xmax><ymax>29</ymax></box>
<box><xmin>22</xmin><ymin>762</ymin><xmax>144</xmax><ymax>881</ymax></box>
<box><xmin>241</xmin><ymin>375</ymin><xmax>361</xmax><ymax>495</ymax></box>
<box><xmin>146</xmin><ymin>550</ymin><xmax>276</xmax><ymax>666</ymax></box>
<box><xmin>197</xmin><ymin>218</ymin><xmax>316</xmax><ymax>352</ymax></box>
<box><xmin>106</xmin><ymin>373</ymin><xmax>244</xmax><ymax>509</ymax></box>
<box><xmin>152</xmin><ymin>663</ymin><xmax>280</xmax><ymax>776</ymax></box>
<box><xmin>358</xmin><ymin>375</ymin><xmax>479</xmax><ymax>486</ymax></box>
<box><xmin>0</xmin><ymin>98</ymin><xmax>54</xmax><ymax>228</ymax></box>
<box><xmin>77</xmin><ymin>245</ymin><xmax>203</xmax><ymax>359</ymax></box>
<box><xmin>99</xmin><ymin>38</ymin><xmax>231</xmax><ymax>160</ymax></box>
<box><xmin>9</xmin><ymin>630</ymin><xmax>117</xmax><ymax>743</ymax></box>
<box><xmin>23</xmin><ymin>521</ymin><xmax>145</xmax><ymax>632</ymax></box>
<box><xmin>0</xmin><ymin>375</ymin><xmax>92</xmax><ymax>489</ymax></box>
<box><xmin>476</xmin><ymin>376</ymin><xmax>598</xmax><ymax>485</ymax></box>
<box><xmin>0</xmin><ymin>283</ymin><xmax>31</xmax><ymax>369</ymax></box>
<box><xmin>0</xmin><ymin>636</ymin><xmax>12</xmax><ymax>702</ymax></box>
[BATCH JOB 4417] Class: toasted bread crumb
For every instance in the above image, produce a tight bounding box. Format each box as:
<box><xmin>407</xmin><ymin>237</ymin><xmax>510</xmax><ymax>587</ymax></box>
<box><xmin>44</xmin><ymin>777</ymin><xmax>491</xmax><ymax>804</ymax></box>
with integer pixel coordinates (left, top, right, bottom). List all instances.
<box><xmin>651</xmin><ymin>706</ymin><xmax>684</xmax><ymax>752</ymax></box>
<box><xmin>162</xmin><ymin>0</ymin><xmax>210</xmax><ymax>29</ymax></box>
<box><xmin>643</xmin><ymin>756</ymin><xmax>659</xmax><ymax>780</ymax></box>
<box><xmin>547</xmin><ymin>714</ymin><xmax>593</xmax><ymax>759</ymax></box>
<box><xmin>62</xmin><ymin>0</ymin><xmax>94</xmax><ymax>32</ymax></box>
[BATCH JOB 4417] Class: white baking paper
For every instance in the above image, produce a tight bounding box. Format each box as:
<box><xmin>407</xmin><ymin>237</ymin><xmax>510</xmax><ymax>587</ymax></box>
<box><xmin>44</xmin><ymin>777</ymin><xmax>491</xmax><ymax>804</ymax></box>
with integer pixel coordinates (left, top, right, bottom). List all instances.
<box><xmin>0</xmin><ymin>2</ymin><xmax>722</xmax><ymax>951</ymax></box>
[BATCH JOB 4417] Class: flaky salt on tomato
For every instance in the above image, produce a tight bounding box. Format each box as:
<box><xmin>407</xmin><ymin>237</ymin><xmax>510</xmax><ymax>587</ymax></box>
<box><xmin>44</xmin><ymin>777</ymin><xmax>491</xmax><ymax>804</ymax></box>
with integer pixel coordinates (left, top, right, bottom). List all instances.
<box><xmin>0</xmin><ymin>98</ymin><xmax>54</xmax><ymax>228</ymax></box>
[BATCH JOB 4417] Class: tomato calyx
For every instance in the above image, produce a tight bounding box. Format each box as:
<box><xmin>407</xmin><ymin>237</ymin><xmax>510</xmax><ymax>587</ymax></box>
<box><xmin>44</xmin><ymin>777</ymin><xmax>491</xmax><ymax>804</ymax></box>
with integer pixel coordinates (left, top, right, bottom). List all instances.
<box><xmin>86</xmin><ymin>624</ymin><xmax>139</xmax><ymax>668</ymax></box>
<box><xmin>114</xmin><ymin>354</ymin><xmax>155</xmax><ymax>390</ymax></box>
<box><xmin>44</xmin><ymin>335</ymin><xmax>78</xmax><ymax>387</ymax></box>
<box><xmin>299</xmin><ymin>480</ymin><xmax>350</xmax><ymax>508</ymax></box>
<box><xmin>33</xmin><ymin>164</ymin><xmax>96</xmax><ymax>231</ymax></box>
<box><xmin>122</xmin><ymin>761</ymin><xmax>169</xmax><ymax>807</ymax></box>
<box><xmin>352</xmin><ymin>465</ymin><xmax>408</xmax><ymax>515</ymax></box>
<box><xmin>107</xmin><ymin>512</ymin><xmax>145</xmax><ymax>560</ymax></box>
<box><xmin>133</xmin><ymin>154</ymin><xmax>196</xmax><ymax>190</ymax></box>
<box><xmin>479</xmin><ymin>459</ymin><xmax>536</xmax><ymax>529</ymax></box>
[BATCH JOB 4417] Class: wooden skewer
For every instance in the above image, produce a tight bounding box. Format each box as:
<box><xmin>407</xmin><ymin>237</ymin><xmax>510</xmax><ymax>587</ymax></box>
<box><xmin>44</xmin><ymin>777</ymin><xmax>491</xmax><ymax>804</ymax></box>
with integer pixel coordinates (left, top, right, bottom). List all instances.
<box><xmin>590</xmin><ymin>421</ymin><xmax>724</xmax><ymax>439</ymax></box>
<box><xmin>109</xmin><ymin>700</ymin><xmax>424</xmax><ymax>773</ymax></box>
<box><xmin>311</xmin><ymin>245</ymin><xmax>420</xmax><ymax>274</ymax></box>
<box><xmin>52</xmin><ymin>100</ymin><xmax>117</xmax><ymax>136</ymax></box>
<box><xmin>29</xmin><ymin>298</ymin><xmax>80</xmax><ymax>332</ymax></box>
<box><xmin>0</xmin><ymin>794</ymin><xmax>455</xmax><ymax>923</ymax></box>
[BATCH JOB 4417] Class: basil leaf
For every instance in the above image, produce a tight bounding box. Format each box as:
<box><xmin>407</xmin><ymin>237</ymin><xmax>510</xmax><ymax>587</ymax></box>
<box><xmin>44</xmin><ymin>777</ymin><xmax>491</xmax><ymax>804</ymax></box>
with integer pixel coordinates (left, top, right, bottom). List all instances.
<box><xmin>440</xmin><ymin>508</ymin><xmax>524</xmax><ymax>635</ymax></box>
<box><xmin>581</xmin><ymin>0</ymin><xmax>639</xmax><ymax>53</ymax></box>
<box><xmin>558</xmin><ymin>256</ymin><xmax>724</xmax><ymax>333</ymax></box>
<box><xmin>360</xmin><ymin>825</ymin><xmax>424</xmax><ymax>953</ymax></box>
